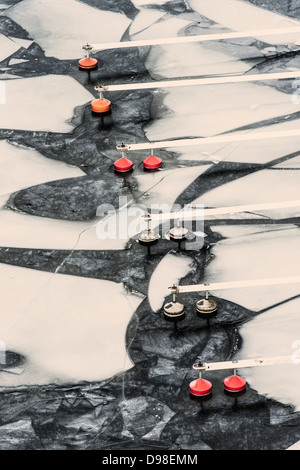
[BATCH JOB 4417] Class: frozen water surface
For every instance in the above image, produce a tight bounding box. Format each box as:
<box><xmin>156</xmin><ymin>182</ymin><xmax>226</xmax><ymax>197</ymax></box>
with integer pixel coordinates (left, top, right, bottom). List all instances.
<box><xmin>3</xmin><ymin>0</ymin><xmax>131</xmax><ymax>60</ymax></box>
<box><xmin>0</xmin><ymin>0</ymin><xmax>299</xmax><ymax>449</ymax></box>
<box><xmin>148</xmin><ymin>253</ymin><xmax>193</xmax><ymax>312</ymax></box>
<box><xmin>0</xmin><ymin>263</ymin><xmax>143</xmax><ymax>386</ymax></box>
<box><xmin>0</xmin><ymin>75</ymin><xmax>93</xmax><ymax>132</ymax></box>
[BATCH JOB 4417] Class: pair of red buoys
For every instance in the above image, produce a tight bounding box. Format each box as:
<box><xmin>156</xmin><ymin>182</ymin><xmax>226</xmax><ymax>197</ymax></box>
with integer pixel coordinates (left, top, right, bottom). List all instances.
<box><xmin>114</xmin><ymin>154</ymin><xmax>162</xmax><ymax>173</ymax></box>
<box><xmin>189</xmin><ymin>375</ymin><xmax>246</xmax><ymax>397</ymax></box>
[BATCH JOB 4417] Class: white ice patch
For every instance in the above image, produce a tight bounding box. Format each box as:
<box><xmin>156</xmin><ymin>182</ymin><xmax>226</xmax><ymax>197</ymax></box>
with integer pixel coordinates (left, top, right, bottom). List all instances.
<box><xmin>177</xmin><ymin>119</ymin><xmax>300</xmax><ymax>165</ymax></box>
<box><xmin>145</xmin><ymin>82</ymin><xmax>298</xmax><ymax>140</ymax></box>
<box><xmin>8</xmin><ymin>58</ymin><xmax>29</xmax><ymax>65</ymax></box>
<box><xmin>129</xmin><ymin>9</ymin><xmax>166</xmax><ymax>36</ymax></box>
<box><xmin>145</xmin><ymin>42</ymin><xmax>250</xmax><ymax>79</ymax></box>
<box><xmin>0</xmin><ymin>140</ymin><xmax>84</xmax><ymax>205</ymax></box>
<box><xmin>0</xmin><ymin>75</ymin><xmax>93</xmax><ymax>132</ymax></box>
<box><xmin>237</xmin><ymin>297</ymin><xmax>300</xmax><ymax>411</ymax></box>
<box><xmin>203</xmin><ymin>228</ymin><xmax>300</xmax><ymax>311</ymax></box>
<box><xmin>8</xmin><ymin>37</ymin><xmax>33</xmax><ymax>49</ymax></box>
<box><xmin>190</xmin><ymin>0</ymin><xmax>300</xmax><ymax>45</ymax></box>
<box><xmin>135</xmin><ymin>165</ymin><xmax>211</xmax><ymax>207</ymax></box>
<box><xmin>193</xmin><ymin>169</ymin><xmax>300</xmax><ymax>219</ymax></box>
<box><xmin>4</xmin><ymin>0</ymin><xmax>131</xmax><ymax>60</ymax></box>
<box><xmin>0</xmin><ymin>210</ymin><xmax>128</xmax><ymax>250</ymax></box>
<box><xmin>148</xmin><ymin>253</ymin><xmax>192</xmax><ymax>311</ymax></box>
<box><xmin>0</xmin><ymin>263</ymin><xmax>143</xmax><ymax>386</ymax></box>
<box><xmin>273</xmin><ymin>155</ymin><xmax>300</xmax><ymax>168</ymax></box>
<box><xmin>131</xmin><ymin>16</ymin><xmax>194</xmax><ymax>41</ymax></box>
<box><xmin>0</xmin><ymin>34</ymin><xmax>21</xmax><ymax>62</ymax></box>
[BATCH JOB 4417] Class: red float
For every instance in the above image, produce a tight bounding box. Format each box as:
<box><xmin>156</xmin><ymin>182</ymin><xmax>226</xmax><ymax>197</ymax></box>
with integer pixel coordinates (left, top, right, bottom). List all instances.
<box><xmin>78</xmin><ymin>57</ymin><xmax>98</xmax><ymax>70</ymax></box>
<box><xmin>224</xmin><ymin>374</ymin><xmax>246</xmax><ymax>392</ymax></box>
<box><xmin>189</xmin><ymin>378</ymin><xmax>212</xmax><ymax>397</ymax></box>
<box><xmin>114</xmin><ymin>157</ymin><xmax>133</xmax><ymax>173</ymax></box>
<box><xmin>91</xmin><ymin>98</ymin><xmax>111</xmax><ymax>113</ymax></box>
<box><xmin>143</xmin><ymin>154</ymin><xmax>162</xmax><ymax>170</ymax></box>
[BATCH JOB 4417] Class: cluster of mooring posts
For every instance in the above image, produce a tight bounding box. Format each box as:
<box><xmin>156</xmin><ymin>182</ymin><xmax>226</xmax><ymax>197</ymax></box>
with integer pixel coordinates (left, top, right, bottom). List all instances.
<box><xmin>78</xmin><ymin>28</ymin><xmax>300</xmax><ymax>399</ymax></box>
<box><xmin>78</xmin><ymin>27</ymin><xmax>300</xmax><ymax>172</ymax></box>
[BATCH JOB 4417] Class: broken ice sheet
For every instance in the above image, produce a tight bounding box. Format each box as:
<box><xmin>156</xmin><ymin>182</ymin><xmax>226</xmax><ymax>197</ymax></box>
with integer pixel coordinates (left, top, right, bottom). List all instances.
<box><xmin>193</xmin><ymin>168</ymin><xmax>300</xmax><ymax>219</ymax></box>
<box><xmin>190</xmin><ymin>0</ymin><xmax>300</xmax><ymax>45</ymax></box>
<box><xmin>0</xmin><ymin>263</ymin><xmax>143</xmax><ymax>386</ymax></box>
<box><xmin>3</xmin><ymin>0</ymin><xmax>131</xmax><ymax>60</ymax></box>
<box><xmin>0</xmin><ymin>75</ymin><xmax>93</xmax><ymax>132</ymax></box>
<box><xmin>0</xmin><ymin>140</ymin><xmax>84</xmax><ymax>205</ymax></box>
<box><xmin>237</xmin><ymin>297</ymin><xmax>300</xmax><ymax>411</ymax></box>
<box><xmin>203</xmin><ymin>227</ymin><xmax>300</xmax><ymax>311</ymax></box>
<box><xmin>144</xmin><ymin>82</ymin><xmax>299</xmax><ymax>141</ymax></box>
<box><xmin>148</xmin><ymin>252</ymin><xmax>193</xmax><ymax>312</ymax></box>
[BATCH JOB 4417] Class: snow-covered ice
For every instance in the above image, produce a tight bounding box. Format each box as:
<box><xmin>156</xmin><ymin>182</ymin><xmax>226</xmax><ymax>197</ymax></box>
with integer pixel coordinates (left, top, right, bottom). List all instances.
<box><xmin>129</xmin><ymin>9</ymin><xmax>166</xmax><ymax>36</ymax></box>
<box><xmin>0</xmin><ymin>263</ymin><xmax>143</xmax><ymax>386</ymax></box>
<box><xmin>3</xmin><ymin>0</ymin><xmax>131</xmax><ymax>60</ymax></box>
<box><xmin>0</xmin><ymin>140</ymin><xmax>84</xmax><ymax>205</ymax></box>
<box><xmin>203</xmin><ymin>227</ymin><xmax>300</xmax><ymax>311</ymax></box>
<box><xmin>193</xmin><ymin>169</ymin><xmax>300</xmax><ymax>219</ymax></box>
<box><xmin>237</xmin><ymin>297</ymin><xmax>300</xmax><ymax>411</ymax></box>
<box><xmin>0</xmin><ymin>75</ymin><xmax>93</xmax><ymax>132</ymax></box>
<box><xmin>0</xmin><ymin>210</ymin><xmax>129</xmax><ymax>250</ymax></box>
<box><xmin>190</xmin><ymin>0</ymin><xmax>300</xmax><ymax>45</ymax></box>
<box><xmin>148</xmin><ymin>253</ymin><xmax>193</xmax><ymax>312</ymax></box>
<box><xmin>178</xmin><ymin>119</ymin><xmax>300</xmax><ymax>165</ymax></box>
<box><xmin>0</xmin><ymin>34</ymin><xmax>21</xmax><ymax>62</ymax></box>
<box><xmin>134</xmin><ymin>165</ymin><xmax>211</xmax><ymax>207</ymax></box>
<box><xmin>144</xmin><ymin>83</ymin><xmax>299</xmax><ymax>140</ymax></box>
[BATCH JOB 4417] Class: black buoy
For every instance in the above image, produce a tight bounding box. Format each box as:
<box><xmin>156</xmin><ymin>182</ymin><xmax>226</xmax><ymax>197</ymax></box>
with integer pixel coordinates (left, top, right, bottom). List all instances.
<box><xmin>163</xmin><ymin>284</ymin><xmax>185</xmax><ymax>319</ymax></box>
<box><xmin>169</xmin><ymin>226</ymin><xmax>189</xmax><ymax>241</ymax></box>
<box><xmin>196</xmin><ymin>291</ymin><xmax>217</xmax><ymax>319</ymax></box>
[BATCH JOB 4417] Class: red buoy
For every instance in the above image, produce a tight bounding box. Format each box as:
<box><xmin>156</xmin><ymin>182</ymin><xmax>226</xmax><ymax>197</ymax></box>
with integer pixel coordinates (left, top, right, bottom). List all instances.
<box><xmin>114</xmin><ymin>157</ymin><xmax>133</xmax><ymax>173</ymax></box>
<box><xmin>91</xmin><ymin>98</ymin><xmax>111</xmax><ymax>113</ymax></box>
<box><xmin>143</xmin><ymin>154</ymin><xmax>162</xmax><ymax>170</ymax></box>
<box><xmin>224</xmin><ymin>374</ymin><xmax>246</xmax><ymax>393</ymax></box>
<box><xmin>79</xmin><ymin>57</ymin><xmax>98</xmax><ymax>70</ymax></box>
<box><xmin>189</xmin><ymin>378</ymin><xmax>212</xmax><ymax>397</ymax></box>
